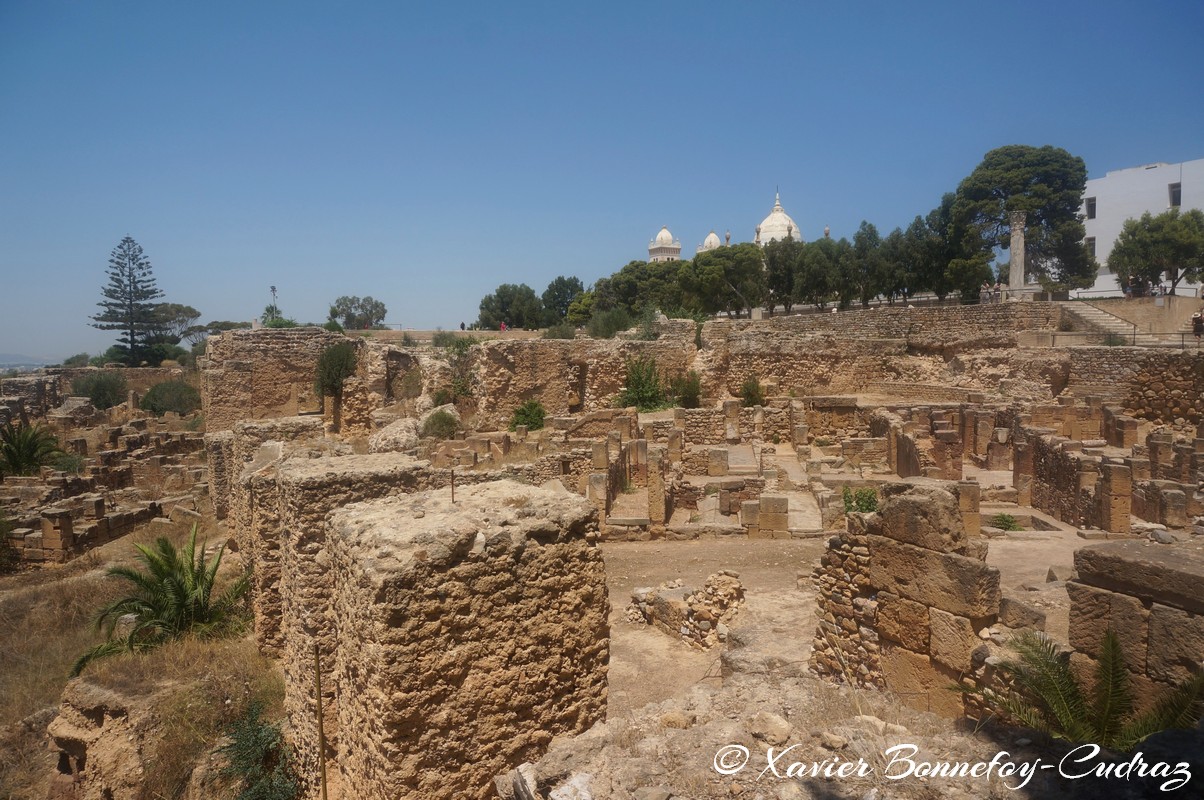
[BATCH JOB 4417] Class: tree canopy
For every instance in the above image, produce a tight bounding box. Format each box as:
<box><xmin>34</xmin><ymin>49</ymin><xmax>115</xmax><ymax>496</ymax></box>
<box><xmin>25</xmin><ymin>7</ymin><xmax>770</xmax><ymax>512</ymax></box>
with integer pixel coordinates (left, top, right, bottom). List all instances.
<box><xmin>541</xmin><ymin>276</ymin><xmax>585</xmax><ymax>324</ymax></box>
<box><xmin>954</xmin><ymin>144</ymin><xmax>1097</xmax><ymax>289</ymax></box>
<box><xmin>1108</xmin><ymin>208</ymin><xmax>1204</xmax><ymax>294</ymax></box>
<box><xmin>91</xmin><ymin>236</ymin><xmax>165</xmax><ymax>365</ymax></box>
<box><xmin>328</xmin><ymin>296</ymin><xmax>388</xmax><ymax>330</ymax></box>
<box><xmin>477</xmin><ymin>283</ymin><xmax>542</xmax><ymax>329</ymax></box>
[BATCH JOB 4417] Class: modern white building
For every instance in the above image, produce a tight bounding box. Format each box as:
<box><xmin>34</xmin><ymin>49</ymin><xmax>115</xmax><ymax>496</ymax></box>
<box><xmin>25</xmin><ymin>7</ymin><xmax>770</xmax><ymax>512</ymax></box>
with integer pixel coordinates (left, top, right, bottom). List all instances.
<box><xmin>1081</xmin><ymin>158</ymin><xmax>1204</xmax><ymax>292</ymax></box>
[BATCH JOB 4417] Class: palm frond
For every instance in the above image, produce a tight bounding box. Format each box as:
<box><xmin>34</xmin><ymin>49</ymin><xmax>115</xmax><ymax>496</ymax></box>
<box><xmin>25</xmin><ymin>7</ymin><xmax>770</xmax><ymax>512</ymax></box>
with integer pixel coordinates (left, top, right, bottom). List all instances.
<box><xmin>1090</xmin><ymin>630</ymin><xmax>1134</xmax><ymax>746</ymax></box>
<box><xmin>1117</xmin><ymin>670</ymin><xmax>1204</xmax><ymax>750</ymax></box>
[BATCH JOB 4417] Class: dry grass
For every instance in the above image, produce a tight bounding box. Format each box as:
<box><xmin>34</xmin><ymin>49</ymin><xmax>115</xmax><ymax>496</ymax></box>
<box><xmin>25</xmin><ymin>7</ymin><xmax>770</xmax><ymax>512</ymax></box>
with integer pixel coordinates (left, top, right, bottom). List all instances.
<box><xmin>0</xmin><ymin>518</ymin><xmax>250</xmax><ymax>799</ymax></box>
<box><xmin>87</xmin><ymin>636</ymin><xmax>284</xmax><ymax>800</ymax></box>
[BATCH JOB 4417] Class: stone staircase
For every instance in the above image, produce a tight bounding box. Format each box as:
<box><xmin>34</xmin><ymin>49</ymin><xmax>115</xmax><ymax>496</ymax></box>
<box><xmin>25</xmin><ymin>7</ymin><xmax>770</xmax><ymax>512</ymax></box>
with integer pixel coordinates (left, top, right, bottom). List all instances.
<box><xmin>1058</xmin><ymin>302</ymin><xmax>1135</xmax><ymax>339</ymax></box>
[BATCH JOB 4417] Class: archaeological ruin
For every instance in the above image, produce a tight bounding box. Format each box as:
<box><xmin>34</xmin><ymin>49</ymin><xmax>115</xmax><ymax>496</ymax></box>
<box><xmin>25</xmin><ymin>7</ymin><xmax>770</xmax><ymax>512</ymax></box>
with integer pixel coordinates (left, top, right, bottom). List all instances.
<box><xmin>4</xmin><ymin>297</ymin><xmax>1204</xmax><ymax>799</ymax></box>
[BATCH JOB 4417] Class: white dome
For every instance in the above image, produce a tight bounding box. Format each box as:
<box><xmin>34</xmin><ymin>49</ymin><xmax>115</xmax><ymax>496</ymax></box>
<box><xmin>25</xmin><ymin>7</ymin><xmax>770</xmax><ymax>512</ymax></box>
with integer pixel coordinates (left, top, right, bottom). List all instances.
<box><xmin>697</xmin><ymin>230</ymin><xmax>723</xmax><ymax>253</ymax></box>
<box><xmin>755</xmin><ymin>192</ymin><xmax>802</xmax><ymax>245</ymax></box>
<box><xmin>653</xmin><ymin>226</ymin><xmax>676</xmax><ymax>245</ymax></box>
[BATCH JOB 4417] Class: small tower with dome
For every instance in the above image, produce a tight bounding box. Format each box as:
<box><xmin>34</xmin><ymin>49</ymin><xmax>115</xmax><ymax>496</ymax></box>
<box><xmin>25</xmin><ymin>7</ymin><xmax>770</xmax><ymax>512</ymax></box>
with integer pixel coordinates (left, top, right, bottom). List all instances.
<box><xmin>754</xmin><ymin>192</ymin><xmax>803</xmax><ymax>245</ymax></box>
<box><xmin>648</xmin><ymin>226</ymin><xmax>682</xmax><ymax>262</ymax></box>
<box><xmin>696</xmin><ymin>230</ymin><xmax>722</xmax><ymax>254</ymax></box>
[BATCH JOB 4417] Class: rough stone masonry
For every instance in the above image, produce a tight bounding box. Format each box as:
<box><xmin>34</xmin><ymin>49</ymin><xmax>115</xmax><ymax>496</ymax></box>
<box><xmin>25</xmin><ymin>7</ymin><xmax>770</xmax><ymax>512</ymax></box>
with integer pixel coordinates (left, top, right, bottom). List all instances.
<box><xmin>324</xmin><ymin>480</ymin><xmax>609</xmax><ymax>800</ymax></box>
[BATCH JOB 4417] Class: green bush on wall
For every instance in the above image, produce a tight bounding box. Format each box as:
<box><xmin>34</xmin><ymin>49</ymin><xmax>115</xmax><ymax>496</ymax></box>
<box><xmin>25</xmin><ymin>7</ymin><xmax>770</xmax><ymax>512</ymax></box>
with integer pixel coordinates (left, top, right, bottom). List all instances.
<box><xmin>509</xmin><ymin>400</ymin><xmax>546</xmax><ymax>431</ymax></box>
<box><xmin>141</xmin><ymin>381</ymin><xmax>201</xmax><ymax>416</ymax></box>
<box><xmin>72</xmin><ymin>371</ymin><xmax>128</xmax><ymax>409</ymax></box>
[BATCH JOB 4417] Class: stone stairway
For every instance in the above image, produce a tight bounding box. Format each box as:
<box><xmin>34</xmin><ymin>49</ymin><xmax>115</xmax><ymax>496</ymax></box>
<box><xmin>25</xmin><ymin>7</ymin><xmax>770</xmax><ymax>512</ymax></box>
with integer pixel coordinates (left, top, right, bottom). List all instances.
<box><xmin>1058</xmin><ymin>302</ymin><xmax>1135</xmax><ymax>339</ymax></box>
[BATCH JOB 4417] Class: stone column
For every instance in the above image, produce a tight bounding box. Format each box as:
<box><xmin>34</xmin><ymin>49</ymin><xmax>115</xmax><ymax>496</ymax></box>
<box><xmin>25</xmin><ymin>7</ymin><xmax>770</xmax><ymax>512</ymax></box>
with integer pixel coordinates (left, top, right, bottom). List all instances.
<box><xmin>1008</xmin><ymin>210</ymin><xmax>1027</xmax><ymax>295</ymax></box>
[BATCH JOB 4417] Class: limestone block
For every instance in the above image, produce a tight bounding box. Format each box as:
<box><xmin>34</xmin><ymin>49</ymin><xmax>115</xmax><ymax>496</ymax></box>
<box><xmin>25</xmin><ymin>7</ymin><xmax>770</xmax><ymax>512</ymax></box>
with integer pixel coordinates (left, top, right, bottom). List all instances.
<box><xmin>1147</xmin><ymin>603</ymin><xmax>1204</xmax><ymax>684</ymax></box>
<box><xmin>707</xmin><ymin>448</ymin><xmax>728</xmax><ymax>477</ymax></box>
<box><xmin>876</xmin><ymin>591</ymin><xmax>929</xmax><ymax>651</ymax></box>
<box><xmin>880</xmin><ymin>643</ymin><xmax>964</xmax><ymax>718</ymax></box>
<box><xmin>759</xmin><ymin>494</ymin><xmax>789</xmax><ymax>515</ymax></box>
<box><xmin>367</xmin><ymin>417</ymin><xmax>420</xmax><ymax>453</ymax></box>
<box><xmin>867</xmin><ymin>535</ymin><xmax>1000</xmax><ymax>618</ymax></box>
<box><xmin>928</xmin><ymin>608</ymin><xmax>981</xmax><ymax>673</ymax></box>
<box><xmin>759</xmin><ymin>512</ymin><xmax>789</xmax><ymax>531</ymax></box>
<box><xmin>998</xmin><ymin>595</ymin><xmax>1047</xmax><ymax>631</ymax></box>
<box><xmin>740</xmin><ymin>500</ymin><xmax>759</xmax><ymax>527</ymax></box>
<box><xmin>1066</xmin><ymin>581</ymin><xmax>1148</xmax><ymax>670</ymax></box>
<box><xmin>877</xmin><ymin>485</ymin><xmax>966</xmax><ymax>553</ymax></box>
<box><xmin>1074</xmin><ymin>540</ymin><xmax>1204</xmax><ymax>614</ymax></box>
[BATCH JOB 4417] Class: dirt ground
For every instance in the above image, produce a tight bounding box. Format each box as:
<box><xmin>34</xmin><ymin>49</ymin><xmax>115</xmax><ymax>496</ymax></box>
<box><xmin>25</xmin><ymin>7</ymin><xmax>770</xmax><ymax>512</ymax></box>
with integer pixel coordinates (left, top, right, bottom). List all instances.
<box><xmin>602</xmin><ymin>538</ymin><xmax>825</xmax><ymax>717</ymax></box>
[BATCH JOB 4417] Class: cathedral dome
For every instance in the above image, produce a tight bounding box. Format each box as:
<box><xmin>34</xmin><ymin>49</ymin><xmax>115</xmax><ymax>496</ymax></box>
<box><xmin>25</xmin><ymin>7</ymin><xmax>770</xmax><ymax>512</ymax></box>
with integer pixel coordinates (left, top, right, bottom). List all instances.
<box><xmin>648</xmin><ymin>226</ymin><xmax>682</xmax><ymax>262</ymax></box>
<box><xmin>653</xmin><ymin>226</ymin><xmax>676</xmax><ymax>246</ymax></box>
<box><xmin>755</xmin><ymin>192</ymin><xmax>802</xmax><ymax>245</ymax></box>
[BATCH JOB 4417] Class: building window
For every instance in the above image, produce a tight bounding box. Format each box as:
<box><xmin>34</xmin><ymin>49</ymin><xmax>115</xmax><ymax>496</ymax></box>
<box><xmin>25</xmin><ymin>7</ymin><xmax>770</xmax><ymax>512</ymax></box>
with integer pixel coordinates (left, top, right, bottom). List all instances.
<box><xmin>1169</xmin><ymin>183</ymin><xmax>1182</xmax><ymax>207</ymax></box>
<box><xmin>1086</xmin><ymin>197</ymin><xmax>1096</xmax><ymax>219</ymax></box>
<box><xmin>1086</xmin><ymin>237</ymin><xmax>1095</xmax><ymax>258</ymax></box>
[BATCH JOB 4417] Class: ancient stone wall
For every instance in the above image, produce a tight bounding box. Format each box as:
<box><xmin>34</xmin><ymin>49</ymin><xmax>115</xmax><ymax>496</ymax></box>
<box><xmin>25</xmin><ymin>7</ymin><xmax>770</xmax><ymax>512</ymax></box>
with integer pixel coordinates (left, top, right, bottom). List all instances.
<box><xmin>1026</xmin><ymin>431</ymin><xmax>1132</xmax><ymax>534</ymax></box>
<box><xmin>473</xmin><ymin>335</ymin><xmax>695</xmax><ymax>429</ymax></box>
<box><xmin>326</xmin><ymin>481</ymin><xmax>608</xmax><ymax>800</ymax></box>
<box><xmin>0</xmin><ymin>374</ymin><xmax>60</xmax><ymax>418</ymax></box>
<box><xmin>1067</xmin><ymin>539</ymin><xmax>1204</xmax><ymax>712</ymax></box>
<box><xmin>201</xmin><ymin>328</ymin><xmax>347</xmax><ymax>431</ymax></box>
<box><xmin>709</xmin><ymin>302</ymin><xmax>1062</xmax><ymax>347</ymax></box>
<box><xmin>810</xmin><ymin>483</ymin><xmax>999</xmax><ymax>718</ymax></box>
<box><xmin>47</xmin><ymin>366</ymin><xmax>195</xmax><ymax>401</ymax></box>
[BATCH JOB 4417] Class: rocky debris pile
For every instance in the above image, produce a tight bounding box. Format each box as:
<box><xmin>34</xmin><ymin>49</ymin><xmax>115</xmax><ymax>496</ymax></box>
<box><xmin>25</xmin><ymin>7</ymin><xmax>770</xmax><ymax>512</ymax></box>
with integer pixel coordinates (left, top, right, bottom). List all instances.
<box><xmin>367</xmin><ymin>416</ymin><xmax>420</xmax><ymax>453</ymax></box>
<box><xmin>625</xmin><ymin>571</ymin><xmax>743</xmax><ymax>649</ymax></box>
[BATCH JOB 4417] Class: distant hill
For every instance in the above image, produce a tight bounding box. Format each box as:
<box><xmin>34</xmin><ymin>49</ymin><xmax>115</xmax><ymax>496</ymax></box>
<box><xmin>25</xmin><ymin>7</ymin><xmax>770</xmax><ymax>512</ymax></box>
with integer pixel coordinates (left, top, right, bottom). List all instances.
<box><xmin>0</xmin><ymin>353</ymin><xmax>49</xmax><ymax>368</ymax></box>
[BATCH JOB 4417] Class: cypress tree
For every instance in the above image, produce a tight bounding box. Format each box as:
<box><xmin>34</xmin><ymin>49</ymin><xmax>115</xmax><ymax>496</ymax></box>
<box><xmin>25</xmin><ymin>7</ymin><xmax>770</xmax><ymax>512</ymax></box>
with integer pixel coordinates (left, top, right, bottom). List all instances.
<box><xmin>91</xmin><ymin>236</ymin><xmax>164</xmax><ymax>364</ymax></box>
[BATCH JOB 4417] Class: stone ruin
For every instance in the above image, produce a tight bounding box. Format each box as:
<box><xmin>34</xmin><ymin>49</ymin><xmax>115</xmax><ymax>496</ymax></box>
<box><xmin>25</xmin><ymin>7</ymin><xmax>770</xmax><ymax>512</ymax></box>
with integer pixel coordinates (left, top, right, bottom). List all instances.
<box><xmin>19</xmin><ymin>300</ymin><xmax>1204</xmax><ymax>798</ymax></box>
<box><xmin>625</xmin><ymin>571</ymin><xmax>744</xmax><ymax>649</ymax></box>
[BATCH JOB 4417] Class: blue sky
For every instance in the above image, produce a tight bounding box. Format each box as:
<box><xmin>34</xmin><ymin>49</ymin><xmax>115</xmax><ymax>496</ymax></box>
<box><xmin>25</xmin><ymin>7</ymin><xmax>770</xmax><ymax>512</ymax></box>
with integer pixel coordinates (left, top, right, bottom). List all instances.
<box><xmin>2</xmin><ymin>1</ymin><xmax>1202</xmax><ymax>361</ymax></box>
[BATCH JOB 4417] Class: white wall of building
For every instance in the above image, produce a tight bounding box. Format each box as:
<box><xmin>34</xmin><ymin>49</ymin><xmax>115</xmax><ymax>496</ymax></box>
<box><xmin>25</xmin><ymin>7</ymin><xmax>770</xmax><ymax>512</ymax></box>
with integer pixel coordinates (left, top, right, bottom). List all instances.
<box><xmin>1081</xmin><ymin>158</ymin><xmax>1204</xmax><ymax>293</ymax></box>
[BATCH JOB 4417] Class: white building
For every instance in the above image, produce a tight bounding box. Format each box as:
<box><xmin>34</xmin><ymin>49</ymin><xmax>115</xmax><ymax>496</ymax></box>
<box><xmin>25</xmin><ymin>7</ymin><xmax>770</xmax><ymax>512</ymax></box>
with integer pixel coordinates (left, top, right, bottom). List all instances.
<box><xmin>1081</xmin><ymin>158</ymin><xmax>1204</xmax><ymax>292</ymax></box>
<box><xmin>648</xmin><ymin>226</ymin><xmax>682</xmax><ymax>262</ymax></box>
<box><xmin>754</xmin><ymin>192</ymin><xmax>803</xmax><ymax>245</ymax></box>
<box><xmin>696</xmin><ymin>230</ymin><xmax>723</xmax><ymax>254</ymax></box>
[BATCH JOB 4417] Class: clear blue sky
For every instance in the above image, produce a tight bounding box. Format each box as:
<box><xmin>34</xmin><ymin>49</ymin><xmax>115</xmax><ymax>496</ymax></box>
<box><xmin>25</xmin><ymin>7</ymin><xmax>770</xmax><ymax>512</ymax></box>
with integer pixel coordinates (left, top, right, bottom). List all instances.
<box><xmin>2</xmin><ymin>1</ymin><xmax>1202</xmax><ymax>361</ymax></box>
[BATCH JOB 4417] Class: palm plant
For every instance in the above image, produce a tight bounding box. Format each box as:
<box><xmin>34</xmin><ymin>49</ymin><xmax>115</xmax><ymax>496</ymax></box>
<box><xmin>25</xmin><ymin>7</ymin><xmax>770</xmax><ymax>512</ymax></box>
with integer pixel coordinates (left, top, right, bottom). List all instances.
<box><xmin>979</xmin><ymin>630</ymin><xmax>1204</xmax><ymax>751</ymax></box>
<box><xmin>0</xmin><ymin>420</ymin><xmax>63</xmax><ymax>477</ymax></box>
<box><xmin>71</xmin><ymin>524</ymin><xmax>248</xmax><ymax>676</ymax></box>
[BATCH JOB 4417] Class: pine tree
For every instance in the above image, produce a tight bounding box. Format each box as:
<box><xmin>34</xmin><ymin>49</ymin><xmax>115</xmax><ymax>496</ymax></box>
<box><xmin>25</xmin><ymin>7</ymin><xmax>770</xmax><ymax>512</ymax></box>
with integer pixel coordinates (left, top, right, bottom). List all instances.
<box><xmin>91</xmin><ymin>236</ymin><xmax>164</xmax><ymax>364</ymax></box>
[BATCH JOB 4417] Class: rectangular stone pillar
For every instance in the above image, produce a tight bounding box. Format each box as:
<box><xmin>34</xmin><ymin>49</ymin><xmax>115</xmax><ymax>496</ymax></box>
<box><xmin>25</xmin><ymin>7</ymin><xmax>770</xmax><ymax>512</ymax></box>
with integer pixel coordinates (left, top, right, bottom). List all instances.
<box><xmin>1098</xmin><ymin>463</ymin><xmax>1132</xmax><ymax>535</ymax></box>
<box><xmin>647</xmin><ymin>447</ymin><xmax>667</xmax><ymax>525</ymax></box>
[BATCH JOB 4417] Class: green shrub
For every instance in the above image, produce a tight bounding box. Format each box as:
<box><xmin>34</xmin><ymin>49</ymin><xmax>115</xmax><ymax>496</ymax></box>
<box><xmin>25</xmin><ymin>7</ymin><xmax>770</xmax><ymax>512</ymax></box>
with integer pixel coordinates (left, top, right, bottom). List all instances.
<box><xmin>322</xmin><ymin>319</ymin><xmax>344</xmax><ymax>333</ymax></box>
<box><xmin>0</xmin><ymin>421</ymin><xmax>62</xmax><ymax>477</ymax></box>
<box><xmin>509</xmin><ymin>400</ymin><xmax>546</xmax><ymax>431</ymax></box>
<box><xmin>401</xmin><ymin>332</ymin><xmax>418</xmax><ymax>347</ymax></box>
<box><xmin>635</xmin><ymin>308</ymin><xmax>660</xmax><ymax>341</ymax></box>
<box><xmin>668</xmin><ymin>371</ymin><xmax>702</xmax><ymax>409</ymax></box>
<box><xmin>543</xmin><ymin>323</ymin><xmax>577</xmax><ymax>340</ymax></box>
<box><xmin>430</xmin><ymin>329</ymin><xmax>456</xmax><ymax>348</ymax></box>
<box><xmin>141</xmin><ymin>381</ymin><xmax>201</xmax><ymax>416</ymax></box>
<box><xmin>264</xmin><ymin>317</ymin><xmax>298</xmax><ymax>329</ymax></box>
<box><xmin>586</xmin><ymin>308</ymin><xmax>632</xmax><ymax>339</ymax></box>
<box><xmin>841</xmin><ymin>486</ymin><xmax>878</xmax><ymax>514</ymax></box>
<box><xmin>616</xmin><ymin>356</ymin><xmax>667</xmax><ymax>411</ymax></box>
<box><xmin>50</xmin><ymin>451</ymin><xmax>85</xmax><ymax>475</ymax></box>
<box><xmin>314</xmin><ymin>342</ymin><xmax>357</xmax><ymax>399</ymax></box>
<box><xmin>813</xmin><ymin>436</ymin><xmax>832</xmax><ymax>447</ymax></box>
<box><xmin>740</xmin><ymin>375</ymin><xmax>765</xmax><ymax>408</ymax></box>
<box><xmin>72</xmin><ymin>525</ymin><xmax>248</xmax><ymax>676</ymax></box>
<box><xmin>421</xmin><ymin>410</ymin><xmax>459</xmax><ymax>440</ymax></box>
<box><xmin>990</xmin><ymin>513</ymin><xmax>1022</xmax><ymax>531</ymax></box>
<box><xmin>218</xmin><ymin>702</ymin><xmax>299</xmax><ymax>800</ymax></box>
<box><xmin>1103</xmin><ymin>332</ymin><xmax>1128</xmax><ymax>347</ymax></box>
<box><xmin>399</xmin><ymin>368</ymin><xmax>423</xmax><ymax>400</ymax></box>
<box><xmin>62</xmin><ymin>353</ymin><xmax>90</xmax><ymax>367</ymax></box>
<box><xmin>72</xmin><ymin>371</ymin><xmax>128</xmax><ymax>409</ymax></box>
<box><xmin>432</xmin><ymin>388</ymin><xmax>453</xmax><ymax>406</ymax></box>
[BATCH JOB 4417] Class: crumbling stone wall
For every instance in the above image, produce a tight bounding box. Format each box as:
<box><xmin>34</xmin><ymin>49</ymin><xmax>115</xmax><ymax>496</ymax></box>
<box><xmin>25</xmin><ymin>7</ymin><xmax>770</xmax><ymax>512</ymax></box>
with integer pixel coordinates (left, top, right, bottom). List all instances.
<box><xmin>0</xmin><ymin>374</ymin><xmax>60</xmax><ymax>418</ymax></box>
<box><xmin>1067</xmin><ymin>539</ymin><xmax>1204</xmax><ymax>712</ymax></box>
<box><xmin>326</xmin><ymin>481</ymin><xmax>608</xmax><ymax>800</ymax></box>
<box><xmin>1069</xmin><ymin>347</ymin><xmax>1204</xmax><ymax>421</ymax></box>
<box><xmin>473</xmin><ymin>336</ymin><xmax>695</xmax><ymax>429</ymax></box>
<box><xmin>1026</xmin><ymin>431</ymin><xmax>1132</xmax><ymax>534</ymax></box>
<box><xmin>810</xmin><ymin>483</ymin><xmax>1000</xmax><ymax>718</ymax></box>
<box><xmin>201</xmin><ymin>328</ymin><xmax>346</xmax><ymax>431</ymax></box>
